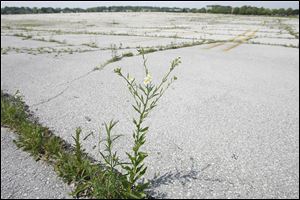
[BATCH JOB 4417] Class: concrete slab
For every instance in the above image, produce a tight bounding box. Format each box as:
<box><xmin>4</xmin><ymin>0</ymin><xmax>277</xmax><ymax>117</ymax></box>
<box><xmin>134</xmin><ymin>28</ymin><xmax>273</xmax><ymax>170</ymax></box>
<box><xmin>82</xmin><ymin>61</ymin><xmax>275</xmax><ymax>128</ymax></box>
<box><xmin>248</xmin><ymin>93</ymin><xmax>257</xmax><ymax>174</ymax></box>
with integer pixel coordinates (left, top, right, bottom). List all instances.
<box><xmin>2</xmin><ymin>43</ymin><xmax>299</xmax><ymax>198</ymax></box>
<box><xmin>1</xmin><ymin>128</ymin><xmax>72</xmax><ymax>199</ymax></box>
<box><xmin>37</xmin><ymin>34</ymin><xmax>192</xmax><ymax>48</ymax></box>
<box><xmin>1</xmin><ymin>35</ymin><xmax>65</xmax><ymax>48</ymax></box>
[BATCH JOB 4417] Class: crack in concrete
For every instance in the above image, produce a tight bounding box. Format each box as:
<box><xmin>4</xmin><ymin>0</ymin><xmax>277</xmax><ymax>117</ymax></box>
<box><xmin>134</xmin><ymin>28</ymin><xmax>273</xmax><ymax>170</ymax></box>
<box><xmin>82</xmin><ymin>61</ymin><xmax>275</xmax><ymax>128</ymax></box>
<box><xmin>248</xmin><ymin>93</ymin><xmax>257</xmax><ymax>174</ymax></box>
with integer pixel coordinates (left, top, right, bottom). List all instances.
<box><xmin>30</xmin><ymin>39</ymin><xmax>214</xmax><ymax>107</ymax></box>
<box><xmin>56</xmin><ymin>70</ymin><xmax>95</xmax><ymax>87</ymax></box>
<box><xmin>32</xmin><ymin>67</ymin><xmax>98</xmax><ymax>107</ymax></box>
<box><xmin>32</xmin><ymin>86</ymin><xmax>69</xmax><ymax>107</ymax></box>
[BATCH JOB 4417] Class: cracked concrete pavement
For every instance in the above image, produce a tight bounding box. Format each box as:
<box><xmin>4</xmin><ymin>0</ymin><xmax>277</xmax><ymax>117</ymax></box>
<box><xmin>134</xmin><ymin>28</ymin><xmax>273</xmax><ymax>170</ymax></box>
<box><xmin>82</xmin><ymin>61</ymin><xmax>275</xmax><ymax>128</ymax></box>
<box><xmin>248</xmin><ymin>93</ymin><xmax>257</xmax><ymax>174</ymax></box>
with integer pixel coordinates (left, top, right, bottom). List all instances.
<box><xmin>2</xmin><ymin>44</ymin><xmax>299</xmax><ymax>199</ymax></box>
<box><xmin>1</xmin><ymin>13</ymin><xmax>299</xmax><ymax>199</ymax></box>
<box><xmin>1</xmin><ymin>128</ymin><xmax>72</xmax><ymax>199</ymax></box>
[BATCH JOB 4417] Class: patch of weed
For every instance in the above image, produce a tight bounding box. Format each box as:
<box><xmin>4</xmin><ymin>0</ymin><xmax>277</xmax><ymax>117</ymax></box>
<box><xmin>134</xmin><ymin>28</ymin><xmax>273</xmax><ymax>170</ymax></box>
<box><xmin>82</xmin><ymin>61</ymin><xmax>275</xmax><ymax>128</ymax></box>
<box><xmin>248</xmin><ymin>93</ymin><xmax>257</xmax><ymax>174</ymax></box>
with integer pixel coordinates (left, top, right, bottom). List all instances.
<box><xmin>82</xmin><ymin>42</ymin><xmax>98</xmax><ymax>48</ymax></box>
<box><xmin>122</xmin><ymin>52</ymin><xmax>134</xmax><ymax>57</ymax></box>
<box><xmin>138</xmin><ymin>47</ymin><xmax>158</xmax><ymax>54</ymax></box>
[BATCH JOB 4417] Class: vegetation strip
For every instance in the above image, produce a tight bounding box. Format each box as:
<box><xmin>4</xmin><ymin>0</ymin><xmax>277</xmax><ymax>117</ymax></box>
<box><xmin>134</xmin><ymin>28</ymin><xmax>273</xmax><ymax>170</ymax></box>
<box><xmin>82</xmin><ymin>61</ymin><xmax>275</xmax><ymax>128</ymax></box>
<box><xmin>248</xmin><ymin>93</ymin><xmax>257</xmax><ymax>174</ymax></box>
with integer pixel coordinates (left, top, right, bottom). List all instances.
<box><xmin>1</xmin><ymin>50</ymin><xmax>181</xmax><ymax>199</ymax></box>
<box><xmin>11</xmin><ymin>32</ymin><xmax>69</xmax><ymax>45</ymax></box>
<box><xmin>1</xmin><ymin>91</ymin><xmax>148</xmax><ymax>198</ymax></box>
<box><xmin>95</xmin><ymin>40</ymin><xmax>208</xmax><ymax>70</ymax></box>
<box><xmin>1</xmin><ymin>91</ymin><xmax>92</xmax><ymax>197</ymax></box>
<box><xmin>1</xmin><ymin>26</ymin><xmax>206</xmax><ymax>41</ymax></box>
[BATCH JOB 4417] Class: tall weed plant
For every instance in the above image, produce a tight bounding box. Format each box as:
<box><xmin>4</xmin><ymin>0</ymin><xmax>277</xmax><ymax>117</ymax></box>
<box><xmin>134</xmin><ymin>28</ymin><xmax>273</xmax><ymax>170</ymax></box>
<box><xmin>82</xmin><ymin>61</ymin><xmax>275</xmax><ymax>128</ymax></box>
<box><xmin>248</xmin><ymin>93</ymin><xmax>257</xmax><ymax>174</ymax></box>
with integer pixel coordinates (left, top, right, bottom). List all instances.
<box><xmin>97</xmin><ymin>49</ymin><xmax>181</xmax><ymax>198</ymax></box>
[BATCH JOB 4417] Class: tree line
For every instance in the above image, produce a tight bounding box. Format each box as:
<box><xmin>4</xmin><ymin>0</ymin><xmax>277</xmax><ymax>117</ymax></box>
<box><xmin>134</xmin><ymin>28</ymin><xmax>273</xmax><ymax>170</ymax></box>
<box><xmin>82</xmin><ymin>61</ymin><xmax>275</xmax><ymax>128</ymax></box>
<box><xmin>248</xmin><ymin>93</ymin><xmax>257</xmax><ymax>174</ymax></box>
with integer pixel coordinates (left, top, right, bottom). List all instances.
<box><xmin>1</xmin><ymin>5</ymin><xmax>299</xmax><ymax>16</ymax></box>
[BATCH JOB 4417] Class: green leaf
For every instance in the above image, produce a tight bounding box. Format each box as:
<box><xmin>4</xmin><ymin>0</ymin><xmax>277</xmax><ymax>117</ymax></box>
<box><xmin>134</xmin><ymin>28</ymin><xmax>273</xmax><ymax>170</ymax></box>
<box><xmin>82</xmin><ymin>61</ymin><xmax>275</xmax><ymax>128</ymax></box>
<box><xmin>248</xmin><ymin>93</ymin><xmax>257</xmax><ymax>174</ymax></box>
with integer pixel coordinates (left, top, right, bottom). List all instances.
<box><xmin>139</xmin><ymin>85</ymin><xmax>147</xmax><ymax>96</ymax></box>
<box><xmin>135</xmin><ymin>182</ymin><xmax>150</xmax><ymax>191</ymax></box>
<box><xmin>136</xmin><ymin>164</ymin><xmax>145</xmax><ymax>173</ymax></box>
<box><xmin>135</xmin><ymin>156</ymin><xmax>144</xmax><ymax>167</ymax></box>
<box><xmin>126</xmin><ymin>191</ymin><xmax>141</xmax><ymax>199</ymax></box>
<box><xmin>71</xmin><ymin>182</ymin><xmax>91</xmax><ymax>197</ymax></box>
<box><xmin>146</xmin><ymin>84</ymin><xmax>154</xmax><ymax>93</ymax></box>
<box><xmin>140</xmin><ymin>127</ymin><xmax>148</xmax><ymax>132</ymax></box>
<box><xmin>122</xmin><ymin>165</ymin><xmax>132</xmax><ymax>171</ymax></box>
<box><xmin>138</xmin><ymin>151</ymin><xmax>148</xmax><ymax>159</ymax></box>
<box><xmin>109</xmin><ymin>120</ymin><xmax>119</xmax><ymax>130</ymax></box>
<box><xmin>126</xmin><ymin>152</ymin><xmax>135</xmax><ymax>163</ymax></box>
<box><xmin>112</xmin><ymin>134</ymin><xmax>123</xmax><ymax>142</ymax></box>
<box><xmin>143</xmin><ymin>112</ymin><xmax>149</xmax><ymax>118</ymax></box>
<box><xmin>132</xmin><ymin>105</ymin><xmax>141</xmax><ymax>114</ymax></box>
<box><xmin>83</xmin><ymin>131</ymin><xmax>93</xmax><ymax>141</ymax></box>
<box><xmin>134</xmin><ymin>167</ymin><xmax>147</xmax><ymax>182</ymax></box>
<box><xmin>133</xmin><ymin>118</ymin><xmax>138</xmax><ymax>126</ymax></box>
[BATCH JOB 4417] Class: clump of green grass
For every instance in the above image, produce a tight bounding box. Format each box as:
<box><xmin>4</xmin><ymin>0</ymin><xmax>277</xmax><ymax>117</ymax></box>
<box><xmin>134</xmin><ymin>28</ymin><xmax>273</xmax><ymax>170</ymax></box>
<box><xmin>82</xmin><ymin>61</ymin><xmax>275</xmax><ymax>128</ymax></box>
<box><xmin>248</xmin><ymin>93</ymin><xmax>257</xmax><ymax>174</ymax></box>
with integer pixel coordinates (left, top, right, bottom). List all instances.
<box><xmin>83</xmin><ymin>42</ymin><xmax>98</xmax><ymax>48</ymax></box>
<box><xmin>13</xmin><ymin>33</ymin><xmax>25</xmax><ymax>37</ymax></box>
<box><xmin>24</xmin><ymin>35</ymin><xmax>33</xmax><ymax>40</ymax></box>
<box><xmin>110</xmin><ymin>44</ymin><xmax>118</xmax><ymax>57</ymax></box>
<box><xmin>110</xmin><ymin>55</ymin><xmax>122</xmax><ymax>62</ymax></box>
<box><xmin>138</xmin><ymin>47</ymin><xmax>158</xmax><ymax>54</ymax></box>
<box><xmin>44</xmin><ymin>135</ymin><xmax>63</xmax><ymax>160</ymax></box>
<box><xmin>55</xmin><ymin>128</ymin><xmax>97</xmax><ymax>185</ymax></box>
<box><xmin>278</xmin><ymin>20</ymin><xmax>299</xmax><ymax>39</ymax></box>
<box><xmin>1</xmin><ymin>91</ymin><xmax>49</xmax><ymax>158</ymax></box>
<box><xmin>122</xmin><ymin>52</ymin><xmax>134</xmax><ymax>57</ymax></box>
<box><xmin>1</xmin><ymin>47</ymin><xmax>26</xmax><ymax>55</ymax></box>
<box><xmin>12</xmin><ymin>33</ymin><xmax>33</xmax><ymax>40</ymax></box>
<box><xmin>49</xmin><ymin>38</ymin><xmax>66</xmax><ymax>44</ymax></box>
<box><xmin>1</xmin><ymin>91</ymin><xmax>28</xmax><ymax>131</ymax></box>
<box><xmin>14</xmin><ymin>124</ymin><xmax>45</xmax><ymax>158</ymax></box>
<box><xmin>95</xmin><ymin>56</ymin><xmax>122</xmax><ymax>70</ymax></box>
<box><xmin>285</xmin><ymin>26</ymin><xmax>299</xmax><ymax>39</ymax></box>
<box><xmin>94</xmin><ymin>44</ymin><xmax>124</xmax><ymax>70</ymax></box>
<box><xmin>108</xmin><ymin>44</ymin><xmax>122</xmax><ymax>62</ymax></box>
<box><xmin>1</xmin><ymin>47</ymin><xmax>10</xmax><ymax>55</ymax></box>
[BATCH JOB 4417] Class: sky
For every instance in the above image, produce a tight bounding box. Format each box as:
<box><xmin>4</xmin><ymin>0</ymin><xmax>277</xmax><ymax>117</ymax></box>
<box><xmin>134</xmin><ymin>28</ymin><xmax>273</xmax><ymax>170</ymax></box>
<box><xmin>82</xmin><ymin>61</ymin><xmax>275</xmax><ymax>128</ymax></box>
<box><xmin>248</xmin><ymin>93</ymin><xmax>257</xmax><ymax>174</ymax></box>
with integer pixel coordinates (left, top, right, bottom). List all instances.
<box><xmin>1</xmin><ymin>1</ymin><xmax>299</xmax><ymax>9</ymax></box>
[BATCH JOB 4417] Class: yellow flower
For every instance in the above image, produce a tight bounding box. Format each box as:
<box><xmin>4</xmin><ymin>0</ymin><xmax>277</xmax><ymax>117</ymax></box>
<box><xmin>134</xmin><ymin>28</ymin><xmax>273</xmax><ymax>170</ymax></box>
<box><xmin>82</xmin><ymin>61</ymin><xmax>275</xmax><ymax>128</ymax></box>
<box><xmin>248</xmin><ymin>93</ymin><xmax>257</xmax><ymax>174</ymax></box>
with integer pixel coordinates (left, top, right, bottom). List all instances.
<box><xmin>143</xmin><ymin>74</ymin><xmax>152</xmax><ymax>85</ymax></box>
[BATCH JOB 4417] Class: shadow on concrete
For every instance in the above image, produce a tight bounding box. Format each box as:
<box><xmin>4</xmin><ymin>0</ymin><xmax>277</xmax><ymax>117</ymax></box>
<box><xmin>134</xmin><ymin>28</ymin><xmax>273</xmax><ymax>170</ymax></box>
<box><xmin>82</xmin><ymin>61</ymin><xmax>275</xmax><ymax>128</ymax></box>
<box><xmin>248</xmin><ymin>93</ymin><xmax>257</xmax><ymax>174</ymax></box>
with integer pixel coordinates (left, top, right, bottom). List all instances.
<box><xmin>147</xmin><ymin>157</ymin><xmax>210</xmax><ymax>198</ymax></box>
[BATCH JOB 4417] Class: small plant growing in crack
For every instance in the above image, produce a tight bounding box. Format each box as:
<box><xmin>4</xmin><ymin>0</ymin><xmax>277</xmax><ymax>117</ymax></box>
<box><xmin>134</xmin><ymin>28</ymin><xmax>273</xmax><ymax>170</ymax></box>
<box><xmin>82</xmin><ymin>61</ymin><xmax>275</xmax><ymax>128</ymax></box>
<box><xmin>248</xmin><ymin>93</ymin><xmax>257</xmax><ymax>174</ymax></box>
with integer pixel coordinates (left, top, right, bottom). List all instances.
<box><xmin>110</xmin><ymin>44</ymin><xmax>119</xmax><ymax>58</ymax></box>
<box><xmin>94</xmin><ymin>44</ymin><xmax>123</xmax><ymax>70</ymax></box>
<box><xmin>122</xmin><ymin>52</ymin><xmax>134</xmax><ymax>57</ymax></box>
<box><xmin>138</xmin><ymin>47</ymin><xmax>157</xmax><ymax>54</ymax></box>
